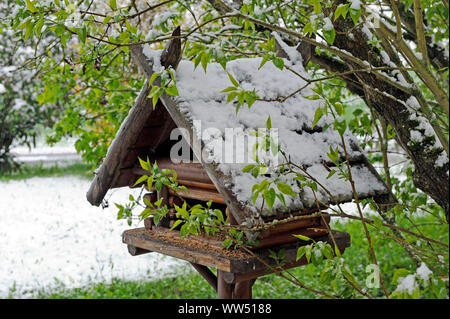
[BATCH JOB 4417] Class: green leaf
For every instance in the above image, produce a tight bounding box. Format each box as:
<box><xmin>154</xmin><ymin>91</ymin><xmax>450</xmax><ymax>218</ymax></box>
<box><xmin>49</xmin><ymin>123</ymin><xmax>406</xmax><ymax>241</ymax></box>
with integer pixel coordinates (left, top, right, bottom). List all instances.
<box><xmin>334</xmin><ymin>244</ymin><xmax>342</xmax><ymax>257</ymax></box>
<box><xmin>227</xmin><ymin>72</ymin><xmax>239</xmax><ymax>87</ymax></box>
<box><xmin>134</xmin><ymin>175</ymin><xmax>148</xmax><ymax>186</ymax></box>
<box><xmin>152</xmin><ymin>88</ymin><xmax>162</xmax><ymax>108</ymax></box>
<box><xmin>201</xmin><ymin>52</ymin><xmax>209</xmax><ymax>72</ymax></box>
<box><xmin>251</xmin><ymin>166</ymin><xmax>259</xmax><ymax>178</ymax></box>
<box><xmin>138</xmin><ymin>157</ymin><xmax>151</xmax><ymax>170</ymax></box>
<box><xmin>293</xmin><ymin>234</ymin><xmax>312</xmax><ymax>241</ymax></box>
<box><xmin>296</xmin><ymin>246</ymin><xmax>306</xmax><ymax>261</ymax></box>
<box><xmin>222</xmin><ymin>238</ymin><xmax>233</xmax><ymax>249</ymax></box>
<box><xmin>226</xmin><ymin>91</ymin><xmax>237</xmax><ymax>103</ymax></box>
<box><xmin>77</xmin><ymin>27</ymin><xmax>87</xmax><ymax>44</ymax></box>
<box><xmin>237</xmin><ymin>91</ymin><xmax>245</xmax><ymax>106</ymax></box>
<box><xmin>221</xmin><ymin>86</ymin><xmax>237</xmax><ymax>93</ymax></box>
<box><xmin>263</xmin><ymin>188</ymin><xmax>276</xmax><ymax>211</ymax></box>
<box><xmin>174</xmin><ymin>204</ymin><xmax>189</xmax><ymax>219</ymax></box>
<box><xmin>334</xmin><ymin>119</ymin><xmax>347</xmax><ymax>135</ymax></box>
<box><xmin>109</xmin><ymin>0</ymin><xmax>117</xmax><ymax>10</ymax></box>
<box><xmin>313</xmin><ymin>0</ymin><xmax>322</xmax><ymax>13</ymax></box>
<box><xmin>323</xmin><ymin>27</ymin><xmax>335</xmax><ymax>45</ymax></box>
<box><xmin>303</xmin><ymin>21</ymin><xmax>314</xmax><ymax>35</ymax></box>
<box><xmin>26</xmin><ymin>0</ymin><xmax>37</xmax><ymax>13</ymax></box>
<box><xmin>165</xmin><ymin>84</ymin><xmax>179</xmax><ymax>96</ymax></box>
<box><xmin>334</xmin><ymin>4</ymin><xmax>348</xmax><ymax>20</ymax></box>
<box><xmin>148</xmin><ymin>85</ymin><xmax>160</xmax><ymax>98</ymax></box>
<box><xmin>392</xmin><ymin>268</ymin><xmax>410</xmax><ymax>285</ymax></box>
<box><xmin>272</xmin><ymin>57</ymin><xmax>284</xmax><ymax>70</ymax></box>
<box><xmin>24</xmin><ymin>22</ymin><xmax>34</xmax><ymax>40</ymax></box>
<box><xmin>305</xmin><ymin>245</ymin><xmax>312</xmax><ymax>263</ymax></box>
<box><xmin>149</xmin><ymin>72</ymin><xmax>159</xmax><ymax>86</ymax></box>
<box><xmin>259</xmin><ymin>54</ymin><xmax>270</xmax><ymax>70</ymax></box>
<box><xmin>170</xmin><ymin>219</ymin><xmax>183</xmax><ymax>231</ymax></box>
<box><xmin>147</xmin><ymin>176</ymin><xmax>154</xmax><ymax>191</ymax></box>
<box><xmin>343</xmin><ymin>266</ymin><xmax>357</xmax><ymax>286</ymax></box>
<box><xmin>326</xmin><ymin>169</ymin><xmax>336</xmax><ymax>179</ymax></box>
<box><xmin>246</xmin><ymin>91</ymin><xmax>257</xmax><ymax>108</ymax></box>
<box><xmin>322</xmin><ymin>244</ymin><xmax>334</xmax><ymax>259</ymax></box>
<box><xmin>35</xmin><ymin>18</ymin><xmax>44</xmax><ymax>35</ymax></box>
<box><xmin>276</xmin><ymin>182</ymin><xmax>296</xmax><ymax>197</ymax></box>
<box><xmin>102</xmin><ymin>16</ymin><xmax>112</xmax><ymax>27</ymax></box>
<box><xmin>266</xmin><ymin>116</ymin><xmax>272</xmax><ymax>130</ymax></box>
<box><xmin>155</xmin><ymin>180</ymin><xmax>162</xmax><ymax>192</ymax></box>
<box><xmin>312</xmin><ymin>107</ymin><xmax>323</xmax><ymax>128</ymax></box>
<box><xmin>276</xmin><ymin>193</ymin><xmax>286</xmax><ymax>207</ymax></box>
<box><xmin>242</xmin><ymin>164</ymin><xmax>255</xmax><ymax>173</ymax></box>
<box><xmin>334</xmin><ymin>102</ymin><xmax>344</xmax><ymax>116</ymax></box>
<box><xmin>349</xmin><ymin>8</ymin><xmax>361</xmax><ymax>25</ymax></box>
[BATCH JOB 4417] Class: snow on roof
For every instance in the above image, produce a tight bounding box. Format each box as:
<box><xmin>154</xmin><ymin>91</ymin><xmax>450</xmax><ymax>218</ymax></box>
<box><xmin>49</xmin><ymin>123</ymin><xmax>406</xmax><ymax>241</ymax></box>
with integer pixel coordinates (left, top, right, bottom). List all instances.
<box><xmin>148</xmin><ymin>52</ymin><xmax>390</xmax><ymax>217</ymax></box>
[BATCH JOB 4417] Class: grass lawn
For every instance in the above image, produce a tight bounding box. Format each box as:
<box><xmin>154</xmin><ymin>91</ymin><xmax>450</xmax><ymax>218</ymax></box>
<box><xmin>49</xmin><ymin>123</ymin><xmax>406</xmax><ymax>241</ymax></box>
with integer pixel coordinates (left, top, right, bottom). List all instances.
<box><xmin>0</xmin><ymin>163</ymin><xmax>93</xmax><ymax>181</ymax></box>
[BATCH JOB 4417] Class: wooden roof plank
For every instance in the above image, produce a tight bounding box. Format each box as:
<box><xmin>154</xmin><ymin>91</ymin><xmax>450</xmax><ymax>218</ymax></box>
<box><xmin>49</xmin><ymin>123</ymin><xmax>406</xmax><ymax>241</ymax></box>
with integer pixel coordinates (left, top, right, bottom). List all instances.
<box><xmin>86</xmin><ymin>77</ymin><xmax>155</xmax><ymax>206</ymax></box>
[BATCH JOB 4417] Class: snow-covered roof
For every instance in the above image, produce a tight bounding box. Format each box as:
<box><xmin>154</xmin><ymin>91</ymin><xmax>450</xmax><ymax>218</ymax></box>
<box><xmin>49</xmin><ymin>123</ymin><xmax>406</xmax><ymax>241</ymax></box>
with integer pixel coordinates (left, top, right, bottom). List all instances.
<box><xmin>87</xmin><ymin>40</ymin><xmax>390</xmax><ymax>228</ymax></box>
<box><xmin>171</xmin><ymin>54</ymin><xmax>388</xmax><ymax>218</ymax></box>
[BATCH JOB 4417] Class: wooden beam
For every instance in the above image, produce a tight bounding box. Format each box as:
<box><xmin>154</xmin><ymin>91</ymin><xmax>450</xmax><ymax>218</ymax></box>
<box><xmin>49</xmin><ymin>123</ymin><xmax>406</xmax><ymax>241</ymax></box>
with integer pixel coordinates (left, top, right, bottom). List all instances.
<box><xmin>257</xmin><ymin>215</ymin><xmax>325</xmax><ymax>239</ymax></box>
<box><xmin>190</xmin><ymin>263</ymin><xmax>218</xmax><ymax>292</ymax></box>
<box><xmin>127</xmin><ymin>245</ymin><xmax>152</xmax><ymax>256</ymax></box>
<box><xmin>177</xmin><ymin>179</ymin><xmax>217</xmax><ymax>191</ymax></box>
<box><xmin>123</xmin><ymin>228</ymin><xmax>235</xmax><ymax>271</ymax></box>
<box><xmin>86</xmin><ymin>28</ymin><xmax>184</xmax><ymax>206</ymax></box>
<box><xmin>218</xmin><ymin>270</ymin><xmax>234</xmax><ymax>299</ymax></box>
<box><xmin>160</xmin><ymin>26</ymin><xmax>182</xmax><ymax>69</ymax></box>
<box><xmin>133</xmin><ymin>163</ymin><xmax>213</xmax><ymax>185</ymax></box>
<box><xmin>86</xmin><ymin>77</ymin><xmax>155</xmax><ymax>206</ymax></box>
<box><xmin>168</xmin><ymin>187</ymin><xmax>226</xmax><ymax>204</ymax></box>
<box><xmin>252</xmin><ymin>227</ymin><xmax>329</xmax><ymax>250</ymax></box>
<box><xmin>122</xmin><ymin>228</ymin><xmax>350</xmax><ymax>274</ymax></box>
<box><xmin>233</xmin><ymin>280</ymin><xmax>253</xmax><ymax>299</ymax></box>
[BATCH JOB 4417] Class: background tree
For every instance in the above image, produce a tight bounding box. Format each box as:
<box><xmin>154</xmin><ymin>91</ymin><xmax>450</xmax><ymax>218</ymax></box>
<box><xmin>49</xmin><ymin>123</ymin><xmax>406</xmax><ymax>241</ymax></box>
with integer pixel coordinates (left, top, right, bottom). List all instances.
<box><xmin>0</xmin><ymin>0</ymin><xmax>65</xmax><ymax>172</ymax></box>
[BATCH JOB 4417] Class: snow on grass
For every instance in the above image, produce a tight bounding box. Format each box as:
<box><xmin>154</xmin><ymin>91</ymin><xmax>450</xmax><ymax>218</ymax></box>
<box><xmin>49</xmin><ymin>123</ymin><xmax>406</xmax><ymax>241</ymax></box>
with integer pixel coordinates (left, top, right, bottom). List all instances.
<box><xmin>10</xmin><ymin>136</ymin><xmax>82</xmax><ymax>164</ymax></box>
<box><xmin>0</xmin><ymin>176</ymin><xmax>187</xmax><ymax>298</ymax></box>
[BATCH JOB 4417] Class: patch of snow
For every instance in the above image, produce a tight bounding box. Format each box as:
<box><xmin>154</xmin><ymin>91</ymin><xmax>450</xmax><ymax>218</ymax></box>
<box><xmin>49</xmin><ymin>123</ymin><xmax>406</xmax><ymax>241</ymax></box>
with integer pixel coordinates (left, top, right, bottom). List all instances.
<box><xmin>416</xmin><ymin>262</ymin><xmax>432</xmax><ymax>281</ymax></box>
<box><xmin>350</xmin><ymin>0</ymin><xmax>361</xmax><ymax>10</ymax></box>
<box><xmin>323</xmin><ymin>18</ymin><xmax>333</xmax><ymax>31</ymax></box>
<box><xmin>408</xmin><ymin>103</ymin><xmax>443</xmax><ymax>149</ymax></box>
<box><xmin>435</xmin><ymin>151</ymin><xmax>448</xmax><ymax>168</ymax></box>
<box><xmin>0</xmin><ymin>177</ymin><xmax>186</xmax><ymax>298</ymax></box>
<box><xmin>395</xmin><ymin>274</ymin><xmax>417</xmax><ymax>294</ymax></box>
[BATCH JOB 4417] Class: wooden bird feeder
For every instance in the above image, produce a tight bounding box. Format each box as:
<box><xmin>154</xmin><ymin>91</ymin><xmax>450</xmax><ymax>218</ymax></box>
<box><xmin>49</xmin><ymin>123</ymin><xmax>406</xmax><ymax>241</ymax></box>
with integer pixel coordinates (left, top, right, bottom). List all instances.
<box><xmin>86</xmin><ymin>28</ymin><xmax>392</xmax><ymax>299</ymax></box>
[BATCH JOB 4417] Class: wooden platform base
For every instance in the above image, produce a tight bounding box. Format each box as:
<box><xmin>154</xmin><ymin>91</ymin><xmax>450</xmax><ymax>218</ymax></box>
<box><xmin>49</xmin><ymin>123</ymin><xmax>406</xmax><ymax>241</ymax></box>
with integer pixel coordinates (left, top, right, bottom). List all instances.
<box><xmin>122</xmin><ymin>227</ymin><xmax>350</xmax><ymax>299</ymax></box>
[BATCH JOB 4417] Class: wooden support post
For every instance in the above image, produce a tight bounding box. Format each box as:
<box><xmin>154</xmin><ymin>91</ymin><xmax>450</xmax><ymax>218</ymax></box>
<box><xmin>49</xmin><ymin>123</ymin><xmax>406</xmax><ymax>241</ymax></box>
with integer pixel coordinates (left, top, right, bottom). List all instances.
<box><xmin>225</xmin><ymin>207</ymin><xmax>238</xmax><ymax>226</ymax></box>
<box><xmin>190</xmin><ymin>263</ymin><xmax>218</xmax><ymax>292</ymax></box>
<box><xmin>218</xmin><ymin>270</ymin><xmax>234</xmax><ymax>299</ymax></box>
<box><xmin>143</xmin><ymin>193</ymin><xmax>157</xmax><ymax>230</ymax></box>
<box><xmin>144</xmin><ymin>217</ymin><xmax>153</xmax><ymax>230</ymax></box>
<box><xmin>233</xmin><ymin>280</ymin><xmax>253</xmax><ymax>299</ymax></box>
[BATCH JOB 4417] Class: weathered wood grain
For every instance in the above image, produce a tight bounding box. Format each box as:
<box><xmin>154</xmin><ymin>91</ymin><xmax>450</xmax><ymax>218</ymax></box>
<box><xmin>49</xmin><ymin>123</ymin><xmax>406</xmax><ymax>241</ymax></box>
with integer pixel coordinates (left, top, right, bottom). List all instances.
<box><xmin>122</xmin><ymin>227</ymin><xmax>350</xmax><ymax>274</ymax></box>
<box><xmin>86</xmin><ymin>77</ymin><xmax>155</xmax><ymax>206</ymax></box>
